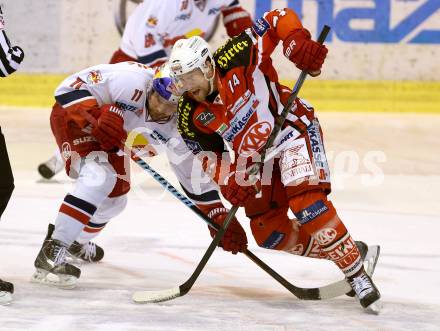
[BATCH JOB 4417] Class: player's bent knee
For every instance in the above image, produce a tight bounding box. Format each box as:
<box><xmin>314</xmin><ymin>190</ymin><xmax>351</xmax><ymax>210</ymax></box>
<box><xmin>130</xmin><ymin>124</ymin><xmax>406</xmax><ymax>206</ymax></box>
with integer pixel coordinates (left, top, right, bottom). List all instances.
<box><xmin>250</xmin><ymin>208</ymin><xmax>298</xmax><ymax>250</ymax></box>
<box><xmin>93</xmin><ymin>195</ymin><xmax>128</xmax><ymax>223</ymax></box>
<box><xmin>289</xmin><ymin>190</ymin><xmax>349</xmax><ymax>248</ymax></box>
<box><xmin>289</xmin><ymin>189</ymin><xmax>336</xmax><ymax>228</ymax></box>
<box><xmin>71</xmin><ymin>158</ymin><xmax>118</xmax><ymax>206</ymax></box>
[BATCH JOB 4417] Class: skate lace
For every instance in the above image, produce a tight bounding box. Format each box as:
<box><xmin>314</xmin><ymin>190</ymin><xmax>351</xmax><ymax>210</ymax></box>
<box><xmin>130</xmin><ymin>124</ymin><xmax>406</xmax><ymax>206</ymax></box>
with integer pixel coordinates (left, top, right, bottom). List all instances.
<box><xmin>81</xmin><ymin>242</ymin><xmax>97</xmax><ymax>261</ymax></box>
<box><xmin>53</xmin><ymin>245</ymin><xmax>67</xmax><ymax>266</ymax></box>
<box><xmin>349</xmin><ymin>274</ymin><xmax>373</xmax><ymax>299</ymax></box>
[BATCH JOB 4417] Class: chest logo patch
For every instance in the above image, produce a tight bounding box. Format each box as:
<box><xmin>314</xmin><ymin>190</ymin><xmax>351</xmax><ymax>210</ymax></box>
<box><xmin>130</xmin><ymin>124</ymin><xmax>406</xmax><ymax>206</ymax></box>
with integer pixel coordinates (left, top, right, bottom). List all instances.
<box><xmin>196</xmin><ymin>111</ymin><xmax>216</xmax><ymax>126</ymax></box>
<box><xmin>238</xmin><ymin>121</ymin><xmax>272</xmax><ymax>156</ymax></box>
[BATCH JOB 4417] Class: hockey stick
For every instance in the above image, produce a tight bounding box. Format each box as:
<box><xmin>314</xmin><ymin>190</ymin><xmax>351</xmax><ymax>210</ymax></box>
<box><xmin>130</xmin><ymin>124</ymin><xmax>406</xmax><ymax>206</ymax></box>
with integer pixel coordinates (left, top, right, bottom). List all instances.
<box><xmin>131</xmin><ymin>25</ymin><xmax>331</xmax><ymax>303</ymax></box>
<box><xmin>130</xmin><ymin>154</ymin><xmax>366</xmax><ymax>302</ymax></box>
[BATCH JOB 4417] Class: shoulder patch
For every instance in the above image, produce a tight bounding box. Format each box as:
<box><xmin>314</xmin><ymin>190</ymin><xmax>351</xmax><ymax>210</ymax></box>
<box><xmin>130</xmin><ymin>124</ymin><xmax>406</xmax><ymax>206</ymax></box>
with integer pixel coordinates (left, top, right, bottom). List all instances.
<box><xmin>196</xmin><ymin>111</ymin><xmax>216</xmax><ymax>126</ymax></box>
<box><xmin>252</xmin><ymin>17</ymin><xmax>270</xmax><ymax>37</ymax></box>
<box><xmin>177</xmin><ymin>95</ymin><xmax>228</xmax><ymax>155</ymax></box>
<box><xmin>177</xmin><ymin>97</ymin><xmax>197</xmax><ymax>139</ymax></box>
<box><xmin>213</xmin><ymin>34</ymin><xmax>252</xmax><ymax>71</ymax></box>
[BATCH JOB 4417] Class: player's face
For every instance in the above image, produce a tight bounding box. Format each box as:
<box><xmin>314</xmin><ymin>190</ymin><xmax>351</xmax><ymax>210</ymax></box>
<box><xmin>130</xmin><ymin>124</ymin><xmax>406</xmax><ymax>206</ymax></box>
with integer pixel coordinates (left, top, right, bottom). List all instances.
<box><xmin>174</xmin><ymin>68</ymin><xmax>211</xmax><ymax>102</ymax></box>
<box><xmin>147</xmin><ymin>90</ymin><xmax>177</xmax><ymax>122</ymax></box>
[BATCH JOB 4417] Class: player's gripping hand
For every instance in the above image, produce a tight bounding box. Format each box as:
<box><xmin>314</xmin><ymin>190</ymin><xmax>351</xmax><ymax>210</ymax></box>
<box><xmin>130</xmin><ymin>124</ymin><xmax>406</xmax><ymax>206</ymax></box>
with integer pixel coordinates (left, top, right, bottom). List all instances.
<box><xmin>220</xmin><ymin>164</ymin><xmax>261</xmax><ymax>207</ymax></box>
<box><xmin>92</xmin><ymin>104</ymin><xmax>127</xmax><ymax>151</ymax></box>
<box><xmin>283</xmin><ymin>28</ymin><xmax>328</xmax><ymax>76</ymax></box>
<box><xmin>206</xmin><ymin>205</ymin><xmax>248</xmax><ymax>255</ymax></box>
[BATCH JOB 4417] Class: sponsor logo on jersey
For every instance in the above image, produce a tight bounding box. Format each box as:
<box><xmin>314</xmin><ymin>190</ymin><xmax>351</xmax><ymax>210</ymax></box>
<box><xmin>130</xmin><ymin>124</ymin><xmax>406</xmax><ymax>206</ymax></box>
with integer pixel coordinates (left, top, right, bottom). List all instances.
<box><xmin>144</xmin><ymin>33</ymin><xmax>156</xmax><ymax>48</ymax></box>
<box><xmin>229</xmin><ymin>90</ymin><xmax>251</xmax><ymax>114</ymax></box>
<box><xmin>284</xmin><ymin>145</ymin><xmax>309</xmax><ymax>168</ymax></box>
<box><xmin>277</xmin><ymin>130</ymin><xmax>295</xmax><ymax>148</ymax></box>
<box><xmin>252</xmin><ymin>17</ymin><xmax>270</xmax><ymax>37</ymax></box>
<box><xmin>328</xmin><ymin>235</ymin><xmax>361</xmax><ymax>275</ymax></box>
<box><xmin>261</xmin><ymin>231</ymin><xmax>285</xmax><ymax>249</ymax></box>
<box><xmin>238</xmin><ymin>121</ymin><xmax>272</xmax><ymax>156</ymax></box>
<box><xmin>216</xmin><ymin>40</ymin><xmax>249</xmax><ymax>69</ymax></box>
<box><xmin>178</xmin><ymin>100</ymin><xmax>196</xmax><ymax>138</ymax></box>
<box><xmin>307</xmin><ymin>120</ymin><xmax>330</xmax><ymax>182</ymax></box>
<box><xmin>280</xmin><ymin>138</ymin><xmax>314</xmax><ymax>185</ymax></box>
<box><xmin>150</xmin><ymin>130</ymin><xmax>169</xmax><ymax>144</ymax></box>
<box><xmin>115</xmin><ymin>101</ymin><xmax>138</xmax><ymax>113</ymax></box>
<box><xmin>86</xmin><ymin>70</ymin><xmax>102</xmax><ymax>84</ymax></box>
<box><xmin>72</xmin><ymin>136</ymin><xmax>97</xmax><ymax>146</ymax></box>
<box><xmin>196</xmin><ymin>111</ymin><xmax>216</xmax><ymax>126</ymax></box>
<box><xmin>183</xmin><ymin>138</ymin><xmax>202</xmax><ymax>154</ymax></box>
<box><xmin>315</xmin><ymin>228</ymin><xmax>337</xmax><ymax>246</ymax></box>
<box><xmin>294</xmin><ymin>200</ymin><xmax>329</xmax><ymax>225</ymax></box>
<box><xmin>222</xmin><ymin>104</ymin><xmax>256</xmax><ymax>142</ymax></box>
<box><xmin>147</xmin><ymin>16</ymin><xmax>158</xmax><ymax>27</ymax></box>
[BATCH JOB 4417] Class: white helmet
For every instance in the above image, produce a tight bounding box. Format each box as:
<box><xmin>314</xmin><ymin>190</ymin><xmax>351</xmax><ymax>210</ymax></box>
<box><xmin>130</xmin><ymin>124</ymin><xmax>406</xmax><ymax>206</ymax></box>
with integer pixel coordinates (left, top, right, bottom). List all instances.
<box><xmin>169</xmin><ymin>36</ymin><xmax>216</xmax><ymax>93</ymax></box>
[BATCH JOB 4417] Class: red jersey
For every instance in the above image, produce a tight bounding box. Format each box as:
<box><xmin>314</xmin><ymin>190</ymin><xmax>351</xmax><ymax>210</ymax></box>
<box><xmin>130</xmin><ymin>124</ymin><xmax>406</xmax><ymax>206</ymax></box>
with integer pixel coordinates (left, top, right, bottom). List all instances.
<box><xmin>177</xmin><ymin>8</ymin><xmax>319</xmax><ymax>182</ymax></box>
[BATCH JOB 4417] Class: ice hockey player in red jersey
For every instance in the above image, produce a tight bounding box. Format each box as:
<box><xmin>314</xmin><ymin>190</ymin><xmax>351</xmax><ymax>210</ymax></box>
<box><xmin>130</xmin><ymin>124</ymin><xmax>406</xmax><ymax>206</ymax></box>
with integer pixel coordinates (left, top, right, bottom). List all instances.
<box><xmin>37</xmin><ymin>0</ymin><xmax>253</xmax><ymax>181</ymax></box>
<box><xmin>31</xmin><ymin>62</ymin><xmax>226</xmax><ymax>288</ymax></box>
<box><xmin>169</xmin><ymin>8</ymin><xmax>381</xmax><ymax>311</ymax></box>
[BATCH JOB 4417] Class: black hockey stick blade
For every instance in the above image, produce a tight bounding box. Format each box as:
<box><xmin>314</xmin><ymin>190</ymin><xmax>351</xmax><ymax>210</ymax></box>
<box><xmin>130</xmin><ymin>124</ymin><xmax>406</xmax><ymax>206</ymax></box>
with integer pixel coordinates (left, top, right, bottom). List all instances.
<box><xmin>133</xmin><ymin>206</ymin><xmax>239</xmax><ymax>303</ymax></box>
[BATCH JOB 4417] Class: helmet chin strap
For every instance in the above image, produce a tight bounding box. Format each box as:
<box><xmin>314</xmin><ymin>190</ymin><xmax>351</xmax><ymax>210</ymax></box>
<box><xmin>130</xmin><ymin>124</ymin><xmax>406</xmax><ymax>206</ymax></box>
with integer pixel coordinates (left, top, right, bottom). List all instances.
<box><xmin>203</xmin><ymin>63</ymin><xmax>216</xmax><ymax>95</ymax></box>
<box><xmin>207</xmin><ymin>74</ymin><xmax>215</xmax><ymax>95</ymax></box>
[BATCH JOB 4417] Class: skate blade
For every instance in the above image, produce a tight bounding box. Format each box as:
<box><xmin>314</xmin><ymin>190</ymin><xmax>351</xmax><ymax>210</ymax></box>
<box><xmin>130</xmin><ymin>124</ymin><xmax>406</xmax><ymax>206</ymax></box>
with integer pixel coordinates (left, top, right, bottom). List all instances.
<box><xmin>30</xmin><ymin>269</ymin><xmax>78</xmax><ymax>289</ymax></box>
<box><xmin>365</xmin><ymin>300</ymin><xmax>382</xmax><ymax>315</ymax></box>
<box><xmin>364</xmin><ymin>245</ymin><xmax>380</xmax><ymax>276</ymax></box>
<box><xmin>0</xmin><ymin>291</ymin><xmax>13</xmax><ymax>305</ymax></box>
<box><xmin>65</xmin><ymin>255</ymin><xmax>84</xmax><ymax>267</ymax></box>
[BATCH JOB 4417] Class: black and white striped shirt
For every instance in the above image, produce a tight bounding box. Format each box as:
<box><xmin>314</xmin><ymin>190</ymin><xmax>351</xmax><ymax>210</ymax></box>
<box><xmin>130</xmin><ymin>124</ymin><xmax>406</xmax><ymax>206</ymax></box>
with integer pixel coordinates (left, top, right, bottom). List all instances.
<box><xmin>0</xmin><ymin>6</ymin><xmax>24</xmax><ymax>77</ymax></box>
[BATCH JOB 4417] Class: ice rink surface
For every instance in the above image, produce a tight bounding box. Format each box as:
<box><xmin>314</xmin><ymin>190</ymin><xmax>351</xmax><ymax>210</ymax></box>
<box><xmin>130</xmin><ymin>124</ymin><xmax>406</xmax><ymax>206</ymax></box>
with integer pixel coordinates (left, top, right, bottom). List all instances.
<box><xmin>1</xmin><ymin>108</ymin><xmax>440</xmax><ymax>330</ymax></box>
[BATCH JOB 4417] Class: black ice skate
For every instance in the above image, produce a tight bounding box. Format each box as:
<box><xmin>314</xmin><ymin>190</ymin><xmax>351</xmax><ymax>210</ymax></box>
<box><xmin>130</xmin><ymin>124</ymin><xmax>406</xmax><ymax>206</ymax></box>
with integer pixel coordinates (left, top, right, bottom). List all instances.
<box><xmin>348</xmin><ymin>271</ymin><xmax>381</xmax><ymax>313</ymax></box>
<box><xmin>31</xmin><ymin>225</ymin><xmax>81</xmax><ymax>289</ymax></box>
<box><xmin>68</xmin><ymin>241</ymin><xmax>104</xmax><ymax>263</ymax></box>
<box><xmin>346</xmin><ymin>241</ymin><xmax>380</xmax><ymax>297</ymax></box>
<box><xmin>0</xmin><ymin>279</ymin><xmax>14</xmax><ymax>305</ymax></box>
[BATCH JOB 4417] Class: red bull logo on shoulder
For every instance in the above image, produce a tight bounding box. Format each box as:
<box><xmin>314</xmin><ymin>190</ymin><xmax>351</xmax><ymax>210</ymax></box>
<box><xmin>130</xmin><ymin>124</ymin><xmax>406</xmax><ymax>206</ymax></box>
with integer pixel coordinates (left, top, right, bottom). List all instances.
<box><xmin>87</xmin><ymin>70</ymin><xmax>102</xmax><ymax>84</ymax></box>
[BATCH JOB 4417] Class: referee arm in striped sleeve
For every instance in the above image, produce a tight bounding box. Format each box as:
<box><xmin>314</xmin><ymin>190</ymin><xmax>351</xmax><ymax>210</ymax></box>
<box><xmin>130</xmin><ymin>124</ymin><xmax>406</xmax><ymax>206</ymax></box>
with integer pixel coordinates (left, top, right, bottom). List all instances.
<box><xmin>0</xmin><ymin>6</ymin><xmax>24</xmax><ymax>77</ymax></box>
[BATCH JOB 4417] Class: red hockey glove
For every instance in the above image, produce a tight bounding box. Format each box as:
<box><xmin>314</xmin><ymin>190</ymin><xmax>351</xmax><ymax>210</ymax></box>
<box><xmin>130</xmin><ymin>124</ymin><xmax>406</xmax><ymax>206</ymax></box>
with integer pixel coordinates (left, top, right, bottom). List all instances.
<box><xmin>220</xmin><ymin>164</ymin><xmax>261</xmax><ymax>207</ymax></box>
<box><xmin>92</xmin><ymin>104</ymin><xmax>127</xmax><ymax>151</ymax></box>
<box><xmin>206</xmin><ymin>205</ymin><xmax>248</xmax><ymax>255</ymax></box>
<box><xmin>283</xmin><ymin>28</ymin><xmax>328</xmax><ymax>76</ymax></box>
<box><xmin>222</xmin><ymin>6</ymin><xmax>253</xmax><ymax>37</ymax></box>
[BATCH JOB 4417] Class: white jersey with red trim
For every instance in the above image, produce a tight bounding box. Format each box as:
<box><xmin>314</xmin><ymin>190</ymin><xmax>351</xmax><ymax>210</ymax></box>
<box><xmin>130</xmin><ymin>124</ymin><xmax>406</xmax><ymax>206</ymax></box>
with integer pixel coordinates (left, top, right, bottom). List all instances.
<box><xmin>119</xmin><ymin>0</ymin><xmax>240</xmax><ymax>66</ymax></box>
<box><xmin>55</xmin><ymin>62</ymin><xmax>221</xmax><ymax>205</ymax></box>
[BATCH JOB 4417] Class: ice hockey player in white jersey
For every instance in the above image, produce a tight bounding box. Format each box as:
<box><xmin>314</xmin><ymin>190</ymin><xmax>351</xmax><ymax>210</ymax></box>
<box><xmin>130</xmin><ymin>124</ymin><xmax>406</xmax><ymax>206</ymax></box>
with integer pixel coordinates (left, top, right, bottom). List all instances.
<box><xmin>110</xmin><ymin>0</ymin><xmax>253</xmax><ymax>65</ymax></box>
<box><xmin>32</xmin><ymin>62</ymin><xmax>227</xmax><ymax>288</ymax></box>
<box><xmin>0</xmin><ymin>4</ymin><xmax>24</xmax><ymax>305</ymax></box>
<box><xmin>37</xmin><ymin>0</ymin><xmax>253</xmax><ymax>180</ymax></box>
